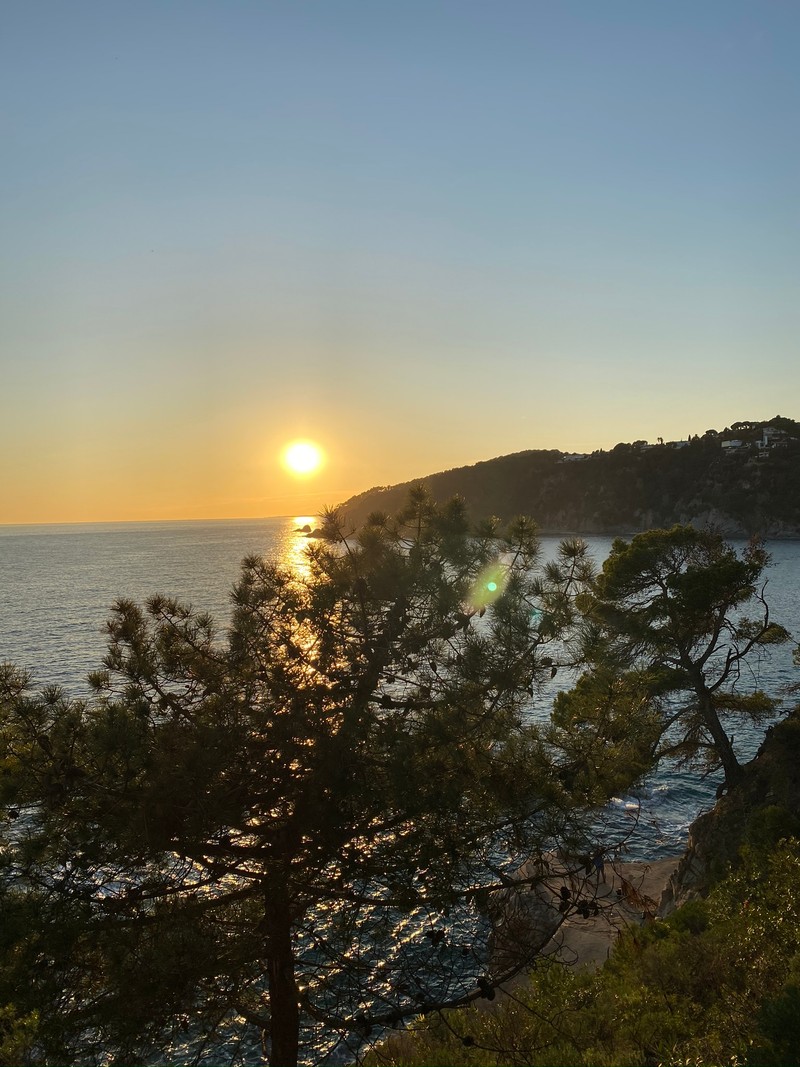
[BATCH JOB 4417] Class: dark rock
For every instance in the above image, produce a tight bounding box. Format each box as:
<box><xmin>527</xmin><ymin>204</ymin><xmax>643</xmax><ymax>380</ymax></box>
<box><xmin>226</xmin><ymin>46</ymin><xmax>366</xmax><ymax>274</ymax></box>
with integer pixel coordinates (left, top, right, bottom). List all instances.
<box><xmin>659</xmin><ymin>709</ymin><xmax>800</xmax><ymax>916</ymax></box>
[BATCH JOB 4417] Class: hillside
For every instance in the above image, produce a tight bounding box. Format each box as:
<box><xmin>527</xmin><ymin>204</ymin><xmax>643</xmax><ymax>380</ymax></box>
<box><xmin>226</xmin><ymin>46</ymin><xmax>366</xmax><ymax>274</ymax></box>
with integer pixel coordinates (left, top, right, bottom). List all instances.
<box><xmin>338</xmin><ymin>416</ymin><xmax>800</xmax><ymax>537</ymax></box>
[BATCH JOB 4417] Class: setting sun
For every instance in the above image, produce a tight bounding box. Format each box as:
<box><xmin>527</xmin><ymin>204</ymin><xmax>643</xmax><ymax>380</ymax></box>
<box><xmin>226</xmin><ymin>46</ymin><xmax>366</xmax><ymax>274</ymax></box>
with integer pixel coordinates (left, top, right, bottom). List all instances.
<box><xmin>282</xmin><ymin>440</ymin><xmax>325</xmax><ymax>477</ymax></box>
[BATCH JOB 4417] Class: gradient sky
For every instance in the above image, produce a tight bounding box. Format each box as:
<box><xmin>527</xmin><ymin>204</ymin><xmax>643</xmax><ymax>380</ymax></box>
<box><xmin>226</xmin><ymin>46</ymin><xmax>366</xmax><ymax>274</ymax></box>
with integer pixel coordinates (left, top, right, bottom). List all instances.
<box><xmin>2</xmin><ymin>1</ymin><xmax>798</xmax><ymax>523</ymax></box>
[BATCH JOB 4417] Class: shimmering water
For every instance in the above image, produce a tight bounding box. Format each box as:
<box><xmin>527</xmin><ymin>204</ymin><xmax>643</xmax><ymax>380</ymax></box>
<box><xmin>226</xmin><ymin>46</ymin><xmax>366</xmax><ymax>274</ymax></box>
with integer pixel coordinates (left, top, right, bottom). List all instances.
<box><xmin>1</xmin><ymin>519</ymin><xmax>798</xmax><ymax>863</ymax></box>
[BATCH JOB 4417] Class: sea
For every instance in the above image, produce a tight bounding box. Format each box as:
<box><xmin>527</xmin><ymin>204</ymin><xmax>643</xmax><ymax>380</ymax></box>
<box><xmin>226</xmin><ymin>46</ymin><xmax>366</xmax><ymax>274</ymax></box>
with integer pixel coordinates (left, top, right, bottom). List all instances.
<box><xmin>1</xmin><ymin>516</ymin><xmax>798</xmax><ymax>862</ymax></box>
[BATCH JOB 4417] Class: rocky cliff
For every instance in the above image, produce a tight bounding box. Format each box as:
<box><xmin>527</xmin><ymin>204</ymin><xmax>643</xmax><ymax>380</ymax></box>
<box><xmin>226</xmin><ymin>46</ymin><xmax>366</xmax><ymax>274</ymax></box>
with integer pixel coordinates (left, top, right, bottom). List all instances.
<box><xmin>659</xmin><ymin>708</ymin><xmax>800</xmax><ymax>915</ymax></box>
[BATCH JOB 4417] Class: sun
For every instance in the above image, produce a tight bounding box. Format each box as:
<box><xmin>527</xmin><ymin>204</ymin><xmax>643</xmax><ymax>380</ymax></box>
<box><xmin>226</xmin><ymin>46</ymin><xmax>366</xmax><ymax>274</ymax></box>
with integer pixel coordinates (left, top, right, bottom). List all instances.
<box><xmin>282</xmin><ymin>440</ymin><xmax>325</xmax><ymax>477</ymax></box>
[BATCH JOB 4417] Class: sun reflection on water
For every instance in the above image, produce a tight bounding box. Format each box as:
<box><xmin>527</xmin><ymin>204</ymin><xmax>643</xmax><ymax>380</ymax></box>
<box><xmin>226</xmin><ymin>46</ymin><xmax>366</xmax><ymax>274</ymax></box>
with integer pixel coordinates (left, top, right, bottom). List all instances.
<box><xmin>277</xmin><ymin>516</ymin><xmax>320</xmax><ymax>581</ymax></box>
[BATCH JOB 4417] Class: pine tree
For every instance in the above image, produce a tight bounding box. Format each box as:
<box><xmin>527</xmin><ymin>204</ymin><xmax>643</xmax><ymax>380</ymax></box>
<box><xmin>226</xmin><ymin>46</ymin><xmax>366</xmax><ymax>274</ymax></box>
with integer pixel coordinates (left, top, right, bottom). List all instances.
<box><xmin>1</xmin><ymin>488</ymin><xmax>608</xmax><ymax>1066</ymax></box>
<box><xmin>561</xmin><ymin>525</ymin><xmax>789</xmax><ymax>787</ymax></box>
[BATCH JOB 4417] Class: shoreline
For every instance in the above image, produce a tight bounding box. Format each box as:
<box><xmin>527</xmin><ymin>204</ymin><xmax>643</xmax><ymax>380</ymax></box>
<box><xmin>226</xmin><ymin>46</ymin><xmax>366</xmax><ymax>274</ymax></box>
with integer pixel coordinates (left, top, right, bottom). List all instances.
<box><xmin>540</xmin><ymin>856</ymin><xmax>682</xmax><ymax>971</ymax></box>
<box><xmin>493</xmin><ymin>855</ymin><xmax>682</xmax><ymax>992</ymax></box>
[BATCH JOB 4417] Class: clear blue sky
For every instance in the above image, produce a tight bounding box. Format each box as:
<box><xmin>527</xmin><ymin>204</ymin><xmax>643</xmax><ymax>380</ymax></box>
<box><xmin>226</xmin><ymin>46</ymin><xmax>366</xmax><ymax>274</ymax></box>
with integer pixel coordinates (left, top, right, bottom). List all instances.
<box><xmin>2</xmin><ymin>1</ymin><xmax>798</xmax><ymax>521</ymax></box>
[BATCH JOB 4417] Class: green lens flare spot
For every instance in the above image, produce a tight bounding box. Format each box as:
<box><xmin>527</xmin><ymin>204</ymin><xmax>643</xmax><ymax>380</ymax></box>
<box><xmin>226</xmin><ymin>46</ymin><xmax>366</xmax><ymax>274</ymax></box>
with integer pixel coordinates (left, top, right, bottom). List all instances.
<box><xmin>467</xmin><ymin>561</ymin><xmax>508</xmax><ymax>610</ymax></box>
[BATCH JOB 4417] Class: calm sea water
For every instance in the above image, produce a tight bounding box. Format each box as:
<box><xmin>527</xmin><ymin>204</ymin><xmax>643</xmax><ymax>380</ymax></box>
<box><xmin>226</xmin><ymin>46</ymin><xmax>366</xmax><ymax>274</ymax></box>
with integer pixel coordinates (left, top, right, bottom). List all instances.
<box><xmin>0</xmin><ymin>517</ymin><xmax>303</xmax><ymax>692</ymax></box>
<box><xmin>1</xmin><ymin>518</ymin><xmax>798</xmax><ymax>863</ymax></box>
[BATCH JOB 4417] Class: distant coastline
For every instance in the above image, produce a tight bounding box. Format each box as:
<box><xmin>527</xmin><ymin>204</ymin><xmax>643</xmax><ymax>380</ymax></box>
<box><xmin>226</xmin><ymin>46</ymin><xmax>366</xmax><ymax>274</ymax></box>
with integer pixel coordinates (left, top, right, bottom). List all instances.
<box><xmin>337</xmin><ymin>416</ymin><xmax>800</xmax><ymax>539</ymax></box>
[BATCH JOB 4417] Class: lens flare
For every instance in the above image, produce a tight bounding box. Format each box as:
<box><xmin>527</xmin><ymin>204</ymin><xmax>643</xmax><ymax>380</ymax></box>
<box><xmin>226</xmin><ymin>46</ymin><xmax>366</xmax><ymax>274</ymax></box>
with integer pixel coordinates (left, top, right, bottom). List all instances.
<box><xmin>467</xmin><ymin>560</ymin><xmax>508</xmax><ymax>610</ymax></box>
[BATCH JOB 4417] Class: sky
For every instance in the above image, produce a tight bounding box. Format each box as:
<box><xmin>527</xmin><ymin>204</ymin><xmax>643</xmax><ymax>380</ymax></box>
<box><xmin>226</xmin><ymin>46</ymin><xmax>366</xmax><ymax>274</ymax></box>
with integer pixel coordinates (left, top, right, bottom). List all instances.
<box><xmin>2</xmin><ymin>1</ymin><xmax>799</xmax><ymax>523</ymax></box>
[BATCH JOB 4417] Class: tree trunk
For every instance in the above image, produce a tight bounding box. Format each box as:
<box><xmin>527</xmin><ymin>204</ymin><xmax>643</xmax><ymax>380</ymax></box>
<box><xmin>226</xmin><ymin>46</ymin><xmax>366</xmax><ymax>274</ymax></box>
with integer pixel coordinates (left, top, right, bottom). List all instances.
<box><xmin>697</xmin><ymin>687</ymin><xmax>743</xmax><ymax>786</ymax></box>
<box><xmin>265</xmin><ymin>882</ymin><xmax>300</xmax><ymax>1067</ymax></box>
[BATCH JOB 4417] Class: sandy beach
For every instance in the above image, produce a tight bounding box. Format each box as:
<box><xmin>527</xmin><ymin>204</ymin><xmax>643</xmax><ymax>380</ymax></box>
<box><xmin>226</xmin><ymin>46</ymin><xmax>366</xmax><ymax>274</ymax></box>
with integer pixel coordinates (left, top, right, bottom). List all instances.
<box><xmin>537</xmin><ymin>856</ymin><xmax>681</xmax><ymax>971</ymax></box>
<box><xmin>489</xmin><ymin>854</ymin><xmax>682</xmax><ymax>993</ymax></box>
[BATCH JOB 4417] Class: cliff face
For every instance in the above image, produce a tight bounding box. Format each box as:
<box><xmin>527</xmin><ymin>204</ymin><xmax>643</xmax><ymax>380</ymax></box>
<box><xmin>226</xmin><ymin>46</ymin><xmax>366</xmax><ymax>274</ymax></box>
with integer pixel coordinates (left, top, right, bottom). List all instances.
<box><xmin>659</xmin><ymin>710</ymin><xmax>800</xmax><ymax>915</ymax></box>
<box><xmin>338</xmin><ymin>423</ymin><xmax>800</xmax><ymax>537</ymax></box>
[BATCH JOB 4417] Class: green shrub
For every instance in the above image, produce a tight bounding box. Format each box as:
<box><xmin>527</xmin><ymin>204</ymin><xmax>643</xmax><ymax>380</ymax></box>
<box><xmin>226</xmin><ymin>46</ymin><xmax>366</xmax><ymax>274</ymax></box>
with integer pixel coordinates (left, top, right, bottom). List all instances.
<box><xmin>752</xmin><ymin>979</ymin><xmax>800</xmax><ymax>1065</ymax></box>
<box><xmin>667</xmin><ymin>898</ymin><xmax>710</xmax><ymax>935</ymax></box>
<box><xmin>744</xmin><ymin>805</ymin><xmax>800</xmax><ymax>854</ymax></box>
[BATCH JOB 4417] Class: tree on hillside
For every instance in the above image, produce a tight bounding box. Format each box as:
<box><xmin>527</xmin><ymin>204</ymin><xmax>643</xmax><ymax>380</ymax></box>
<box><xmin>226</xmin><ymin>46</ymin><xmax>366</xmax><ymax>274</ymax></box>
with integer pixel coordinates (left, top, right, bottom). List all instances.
<box><xmin>1</xmin><ymin>489</ymin><xmax>614</xmax><ymax>1067</ymax></box>
<box><xmin>556</xmin><ymin>526</ymin><xmax>789</xmax><ymax>788</ymax></box>
<box><xmin>767</xmin><ymin>414</ymin><xmax>800</xmax><ymax>437</ymax></box>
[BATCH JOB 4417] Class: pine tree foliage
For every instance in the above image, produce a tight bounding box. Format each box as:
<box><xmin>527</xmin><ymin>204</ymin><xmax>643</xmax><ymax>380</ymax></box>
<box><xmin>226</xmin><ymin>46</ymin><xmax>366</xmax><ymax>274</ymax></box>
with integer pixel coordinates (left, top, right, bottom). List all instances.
<box><xmin>559</xmin><ymin>526</ymin><xmax>789</xmax><ymax>786</ymax></box>
<box><xmin>0</xmin><ymin>489</ymin><xmax>608</xmax><ymax>1066</ymax></box>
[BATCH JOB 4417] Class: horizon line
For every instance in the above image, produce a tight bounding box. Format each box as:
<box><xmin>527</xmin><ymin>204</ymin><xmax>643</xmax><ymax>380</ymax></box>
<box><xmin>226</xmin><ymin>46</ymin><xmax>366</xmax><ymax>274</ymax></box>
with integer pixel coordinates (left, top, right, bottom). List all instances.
<box><xmin>0</xmin><ymin>513</ymin><xmax>308</xmax><ymax>529</ymax></box>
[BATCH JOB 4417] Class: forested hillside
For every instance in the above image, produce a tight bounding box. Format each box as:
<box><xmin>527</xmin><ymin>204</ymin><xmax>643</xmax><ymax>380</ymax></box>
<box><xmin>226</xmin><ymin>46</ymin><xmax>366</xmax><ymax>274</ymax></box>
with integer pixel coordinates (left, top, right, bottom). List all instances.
<box><xmin>338</xmin><ymin>417</ymin><xmax>800</xmax><ymax>537</ymax></box>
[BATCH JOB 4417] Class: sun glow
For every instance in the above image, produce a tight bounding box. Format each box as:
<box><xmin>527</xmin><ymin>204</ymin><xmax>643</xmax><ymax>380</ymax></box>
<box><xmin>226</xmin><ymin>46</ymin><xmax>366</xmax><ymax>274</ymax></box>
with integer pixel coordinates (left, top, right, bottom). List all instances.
<box><xmin>282</xmin><ymin>440</ymin><xmax>325</xmax><ymax>477</ymax></box>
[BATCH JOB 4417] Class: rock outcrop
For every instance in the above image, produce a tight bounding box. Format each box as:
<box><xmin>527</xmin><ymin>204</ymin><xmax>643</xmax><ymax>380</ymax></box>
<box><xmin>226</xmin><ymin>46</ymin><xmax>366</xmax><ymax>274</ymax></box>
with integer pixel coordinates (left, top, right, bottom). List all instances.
<box><xmin>659</xmin><ymin>708</ymin><xmax>800</xmax><ymax>915</ymax></box>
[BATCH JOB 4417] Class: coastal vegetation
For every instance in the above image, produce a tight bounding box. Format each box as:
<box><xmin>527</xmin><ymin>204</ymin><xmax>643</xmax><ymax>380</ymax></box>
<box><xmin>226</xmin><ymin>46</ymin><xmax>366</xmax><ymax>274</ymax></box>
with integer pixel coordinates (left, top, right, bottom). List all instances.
<box><xmin>0</xmin><ymin>490</ymin><xmax>795</xmax><ymax>1065</ymax></box>
<box><xmin>556</xmin><ymin>525</ymin><xmax>790</xmax><ymax>790</ymax></box>
<box><xmin>365</xmin><ymin>712</ymin><xmax>800</xmax><ymax>1067</ymax></box>
<box><xmin>338</xmin><ymin>416</ymin><xmax>800</xmax><ymax>537</ymax></box>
